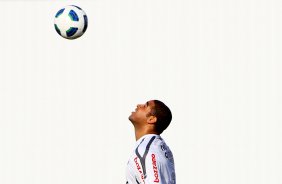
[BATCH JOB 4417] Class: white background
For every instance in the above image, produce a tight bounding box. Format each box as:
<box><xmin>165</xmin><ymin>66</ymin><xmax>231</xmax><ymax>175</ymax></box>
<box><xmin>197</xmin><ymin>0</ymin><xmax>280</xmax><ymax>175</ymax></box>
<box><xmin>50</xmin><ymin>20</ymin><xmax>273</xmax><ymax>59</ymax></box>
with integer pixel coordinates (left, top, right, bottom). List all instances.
<box><xmin>0</xmin><ymin>0</ymin><xmax>281</xmax><ymax>184</ymax></box>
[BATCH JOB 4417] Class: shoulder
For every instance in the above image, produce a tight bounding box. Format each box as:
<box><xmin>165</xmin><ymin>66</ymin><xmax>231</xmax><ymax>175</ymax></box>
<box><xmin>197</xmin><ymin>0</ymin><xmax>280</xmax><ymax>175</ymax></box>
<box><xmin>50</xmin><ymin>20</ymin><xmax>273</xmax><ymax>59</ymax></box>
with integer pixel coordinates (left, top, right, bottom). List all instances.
<box><xmin>138</xmin><ymin>135</ymin><xmax>173</xmax><ymax>161</ymax></box>
<box><xmin>137</xmin><ymin>135</ymin><xmax>162</xmax><ymax>151</ymax></box>
<box><xmin>150</xmin><ymin>136</ymin><xmax>174</xmax><ymax>161</ymax></box>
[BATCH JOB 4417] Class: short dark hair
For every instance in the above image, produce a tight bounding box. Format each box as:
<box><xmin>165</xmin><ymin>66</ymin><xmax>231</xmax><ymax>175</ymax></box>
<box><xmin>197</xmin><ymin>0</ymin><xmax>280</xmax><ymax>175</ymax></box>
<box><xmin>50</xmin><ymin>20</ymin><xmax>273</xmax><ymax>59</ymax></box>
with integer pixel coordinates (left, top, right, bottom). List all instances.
<box><xmin>150</xmin><ymin>100</ymin><xmax>172</xmax><ymax>134</ymax></box>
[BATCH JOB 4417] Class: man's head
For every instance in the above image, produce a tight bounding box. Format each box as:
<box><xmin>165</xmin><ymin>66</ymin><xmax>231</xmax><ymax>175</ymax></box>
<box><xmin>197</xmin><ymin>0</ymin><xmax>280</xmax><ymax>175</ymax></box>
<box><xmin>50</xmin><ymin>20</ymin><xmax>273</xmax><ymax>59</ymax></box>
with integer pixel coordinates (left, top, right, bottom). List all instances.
<box><xmin>129</xmin><ymin>100</ymin><xmax>172</xmax><ymax>134</ymax></box>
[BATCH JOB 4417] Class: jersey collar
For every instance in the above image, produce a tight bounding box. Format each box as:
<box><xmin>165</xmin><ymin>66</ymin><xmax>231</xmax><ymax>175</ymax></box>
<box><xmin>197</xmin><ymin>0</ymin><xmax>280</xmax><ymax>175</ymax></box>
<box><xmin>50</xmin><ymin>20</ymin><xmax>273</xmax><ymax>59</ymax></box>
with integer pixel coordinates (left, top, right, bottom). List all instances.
<box><xmin>136</xmin><ymin>134</ymin><xmax>160</xmax><ymax>145</ymax></box>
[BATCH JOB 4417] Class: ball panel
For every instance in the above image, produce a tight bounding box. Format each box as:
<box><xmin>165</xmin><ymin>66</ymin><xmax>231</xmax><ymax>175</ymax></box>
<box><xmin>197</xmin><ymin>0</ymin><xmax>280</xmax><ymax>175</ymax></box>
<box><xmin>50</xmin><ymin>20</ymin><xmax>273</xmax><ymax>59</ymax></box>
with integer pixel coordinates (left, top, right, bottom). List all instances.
<box><xmin>55</xmin><ymin>8</ymin><xmax>65</xmax><ymax>18</ymax></box>
<box><xmin>71</xmin><ymin>5</ymin><xmax>82</xmax><ymax>10</ymax></box>
<box><xmin>82</xmin><ymin>15</ymin><xmax>88</xmax><ymax>33</ymax></box>
<box><xmin>68</xmin><ymin>10</ymin><xmax>79</xmax><ymax>21</ymax></box>
<box><xmin>54</xmin><ymin>24</ymin><xmax>61</xmax><ymax>35</ymax></box>
<box><xmin>66</xmin><ymin>27</ymin><xmax>78</xmax><ymax>37</ymax></box>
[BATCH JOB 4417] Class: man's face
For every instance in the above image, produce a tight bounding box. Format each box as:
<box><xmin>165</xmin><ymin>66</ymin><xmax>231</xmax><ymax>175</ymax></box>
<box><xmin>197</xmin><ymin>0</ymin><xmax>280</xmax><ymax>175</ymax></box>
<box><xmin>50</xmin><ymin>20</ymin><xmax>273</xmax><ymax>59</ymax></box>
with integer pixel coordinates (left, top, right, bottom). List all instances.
<box><xmin>129</xmin><ymin>100</ymin><xmax>155</xmax><ymax>125</ymax></box>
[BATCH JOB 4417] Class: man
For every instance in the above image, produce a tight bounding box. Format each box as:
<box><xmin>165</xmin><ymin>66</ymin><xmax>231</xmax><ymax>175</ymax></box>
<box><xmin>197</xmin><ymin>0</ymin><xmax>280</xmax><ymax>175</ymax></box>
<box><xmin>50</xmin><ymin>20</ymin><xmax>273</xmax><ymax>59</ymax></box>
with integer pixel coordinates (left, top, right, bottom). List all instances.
<box><xmin>126</xmin><ymin>100</ymin><xmax>176</xmax><ymax>184</ymax></box>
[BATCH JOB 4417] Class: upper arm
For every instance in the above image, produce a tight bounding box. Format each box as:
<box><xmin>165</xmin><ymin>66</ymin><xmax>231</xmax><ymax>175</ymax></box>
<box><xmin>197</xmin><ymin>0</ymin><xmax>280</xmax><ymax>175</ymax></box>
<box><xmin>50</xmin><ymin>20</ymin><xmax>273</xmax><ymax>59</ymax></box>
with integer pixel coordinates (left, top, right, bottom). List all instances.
<box><xmin>144</xmin><ymin>151</ymin><xmax>162</xmax><ymax>183</ymax></box>
<box><xmin>144</xmin><ymin>149</ymin><xmax>176</xmax><ymax>184</ymax></box>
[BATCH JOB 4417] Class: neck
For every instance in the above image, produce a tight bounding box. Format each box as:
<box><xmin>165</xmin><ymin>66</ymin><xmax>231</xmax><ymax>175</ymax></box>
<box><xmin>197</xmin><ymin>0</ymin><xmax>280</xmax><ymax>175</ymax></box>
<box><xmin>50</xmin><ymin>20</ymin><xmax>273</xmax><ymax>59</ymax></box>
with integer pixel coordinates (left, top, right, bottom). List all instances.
<box><xmin>134</xmin><ymin>127</ymin><xmax>159</xmax><ymax>141</ymax></box>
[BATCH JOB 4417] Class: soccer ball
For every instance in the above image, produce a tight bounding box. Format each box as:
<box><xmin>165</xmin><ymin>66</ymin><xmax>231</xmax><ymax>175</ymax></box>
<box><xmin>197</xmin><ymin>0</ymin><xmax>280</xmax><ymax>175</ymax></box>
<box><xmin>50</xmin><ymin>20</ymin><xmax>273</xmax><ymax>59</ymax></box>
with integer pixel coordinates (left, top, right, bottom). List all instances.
<box><xmin>54</xmin><ymin>5</ymin><xmax>88</xmax><ymax>39</ymax></box>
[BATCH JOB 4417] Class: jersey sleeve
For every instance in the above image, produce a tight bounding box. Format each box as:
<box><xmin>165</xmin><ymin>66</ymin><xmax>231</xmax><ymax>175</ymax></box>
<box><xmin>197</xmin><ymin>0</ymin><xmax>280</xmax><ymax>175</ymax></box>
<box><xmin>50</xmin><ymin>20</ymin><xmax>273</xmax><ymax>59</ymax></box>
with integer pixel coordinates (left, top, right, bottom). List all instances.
<box><xmin>144</xmin><ymin>151</ymin><xmax>163</xmax><ymax>184</ymax></box>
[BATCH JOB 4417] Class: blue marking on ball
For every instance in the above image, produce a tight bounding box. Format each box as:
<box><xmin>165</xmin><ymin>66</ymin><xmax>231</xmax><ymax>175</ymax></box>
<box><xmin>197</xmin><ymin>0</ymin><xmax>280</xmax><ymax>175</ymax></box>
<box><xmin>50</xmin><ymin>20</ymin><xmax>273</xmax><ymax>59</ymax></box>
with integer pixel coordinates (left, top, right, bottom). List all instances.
<box><xmin>55</xmin><ymin>8</ymin><xmax>65</xmax><ymax>18</ymax></box>
<box><xmin>66</xmin><ymin>27</ymin><xmax>78</xmax><ymax>37</ymax></box>
<box><xmin>54</xmin><ymin>24</ymin><xmax>61</xmax><ymax>35</ymax></box>
<box><xmin>68</xmin><ymin>10</ymin><xmax>79</xmax><ymax>21</ymax></box>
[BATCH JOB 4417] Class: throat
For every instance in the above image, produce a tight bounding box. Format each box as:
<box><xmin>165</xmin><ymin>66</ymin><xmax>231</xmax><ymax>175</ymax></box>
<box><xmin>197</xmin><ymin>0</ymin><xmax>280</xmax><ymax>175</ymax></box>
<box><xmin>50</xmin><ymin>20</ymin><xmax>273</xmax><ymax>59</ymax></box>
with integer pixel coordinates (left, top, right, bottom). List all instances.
<box><xmin>134</xmin><ymin>127</ymin><xmax>159</xmax><ymax>141</ymax></box>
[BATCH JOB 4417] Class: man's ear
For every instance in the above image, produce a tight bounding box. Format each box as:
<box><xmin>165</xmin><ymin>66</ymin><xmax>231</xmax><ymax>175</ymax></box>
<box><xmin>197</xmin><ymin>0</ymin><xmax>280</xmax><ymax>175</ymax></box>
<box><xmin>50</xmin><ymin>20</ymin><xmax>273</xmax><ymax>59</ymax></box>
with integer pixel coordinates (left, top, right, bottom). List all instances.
<box><xmin>147</xmin><ymin>116</ymin><xmax>157</xmax><ymax>124</ymax></box>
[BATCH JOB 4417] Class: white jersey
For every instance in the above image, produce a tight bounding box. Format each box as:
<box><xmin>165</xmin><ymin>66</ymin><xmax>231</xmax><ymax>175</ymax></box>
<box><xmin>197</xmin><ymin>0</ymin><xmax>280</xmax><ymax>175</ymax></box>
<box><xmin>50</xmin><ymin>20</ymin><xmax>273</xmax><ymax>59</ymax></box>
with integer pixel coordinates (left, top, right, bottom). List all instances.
<box><xmin>126</xmin><ymin>134</ymin><xmax>176</xmax><ymax>184</ymax></box>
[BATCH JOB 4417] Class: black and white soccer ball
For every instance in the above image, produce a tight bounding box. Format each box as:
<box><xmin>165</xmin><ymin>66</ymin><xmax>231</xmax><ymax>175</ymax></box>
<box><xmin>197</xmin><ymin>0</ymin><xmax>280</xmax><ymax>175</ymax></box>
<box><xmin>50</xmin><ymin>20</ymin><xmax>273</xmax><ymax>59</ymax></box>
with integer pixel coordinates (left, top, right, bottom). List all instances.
<box><xmin>54</xmin><ymin>5</ymin><xmax>88</xmax><ymax>39</ymax></box>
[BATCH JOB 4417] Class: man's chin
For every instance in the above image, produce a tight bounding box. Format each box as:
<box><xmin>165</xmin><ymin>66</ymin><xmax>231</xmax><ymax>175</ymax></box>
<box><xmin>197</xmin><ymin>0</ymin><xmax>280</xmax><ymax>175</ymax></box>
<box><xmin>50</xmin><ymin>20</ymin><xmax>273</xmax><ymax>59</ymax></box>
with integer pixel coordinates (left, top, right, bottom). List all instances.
<box><xmin>128</xmin><ymin>115</ymin><xmax>132</xmax><ymax>121</ymax></box>
<box><xmin>128</xmin><ymin>115</ymin><xmax>134</xmax><ymax>123</ymax></box>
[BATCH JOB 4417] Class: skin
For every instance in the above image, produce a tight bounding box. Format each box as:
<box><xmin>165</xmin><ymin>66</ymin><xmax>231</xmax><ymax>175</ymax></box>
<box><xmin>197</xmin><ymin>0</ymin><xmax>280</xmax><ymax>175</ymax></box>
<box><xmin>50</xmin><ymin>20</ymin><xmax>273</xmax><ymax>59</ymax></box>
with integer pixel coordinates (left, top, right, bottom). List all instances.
<box><xmin>129</xmin><ymin>100</ymin><xmax>158</xmax><ymax>141</ymax></box>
